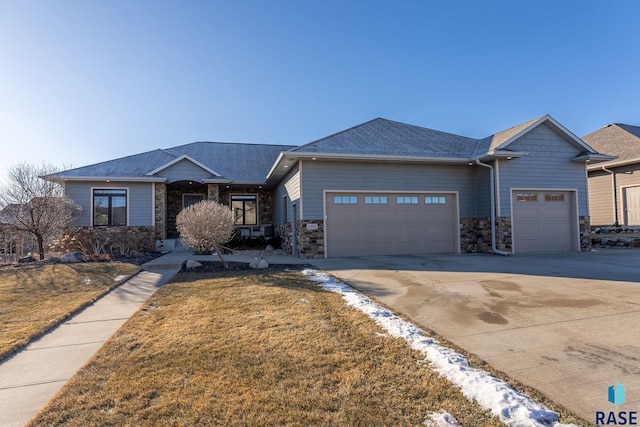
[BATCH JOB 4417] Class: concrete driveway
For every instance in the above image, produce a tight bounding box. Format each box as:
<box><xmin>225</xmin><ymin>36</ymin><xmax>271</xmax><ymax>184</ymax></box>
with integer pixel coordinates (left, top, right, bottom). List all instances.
<box><xmin>311</xmin><ymin>249</ymin><xmax>640</xmax><ymax>421</ymax></box>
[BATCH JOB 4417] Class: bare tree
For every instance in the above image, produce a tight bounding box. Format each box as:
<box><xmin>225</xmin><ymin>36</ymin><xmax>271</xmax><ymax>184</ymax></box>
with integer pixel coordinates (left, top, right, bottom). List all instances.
<box><xmin>176</xmin><ymin>200</ymin><xmax>234</xmax><ymax>268</ymax></box>
<box><xmin>0</xmin><ymin>163</ymin><xmax>81</xmax><ymax>260</ymax></box>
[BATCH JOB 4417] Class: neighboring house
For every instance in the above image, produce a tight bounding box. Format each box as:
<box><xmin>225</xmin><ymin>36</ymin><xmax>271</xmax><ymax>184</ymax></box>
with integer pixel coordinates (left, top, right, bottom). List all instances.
<box><xmin>582</xmin><ymin>124</ymin><xmax>640</xmax><ymax>227</ymax></box>
<box><xmin>47</xmin><ymin>114</ymin><xmax>612</xmax><ymax>258</ymax></box>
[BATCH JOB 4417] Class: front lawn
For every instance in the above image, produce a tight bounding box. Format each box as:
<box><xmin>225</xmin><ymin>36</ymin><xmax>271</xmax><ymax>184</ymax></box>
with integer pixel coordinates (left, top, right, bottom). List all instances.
<box><xmin>29</xmin><ymin>268</ymin><xmax>504</xmax><ymax>426</ymax></box>
<box><xmin>0</xmin><ymin>262</ymin><xmax>140</xmax><ymax>360</ymax></box>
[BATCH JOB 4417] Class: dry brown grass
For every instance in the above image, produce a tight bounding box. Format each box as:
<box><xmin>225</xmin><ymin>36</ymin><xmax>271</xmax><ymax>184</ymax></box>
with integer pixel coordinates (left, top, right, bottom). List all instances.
<box><xmin>0</xmin><ymin>262</ymin><xmax>140</xmax><ymax>360</ymax></box>
<box><xmin>30</xmin><ymin>269</ymin><xmax>506</xmax><ymax>426</ymax></box>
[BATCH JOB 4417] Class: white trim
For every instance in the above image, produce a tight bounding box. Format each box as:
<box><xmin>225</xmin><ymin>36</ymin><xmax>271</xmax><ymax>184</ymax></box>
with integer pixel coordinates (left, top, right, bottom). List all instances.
<box><xmin>587</xmin><ymin>157</ymin><xmax>640</xmax><ymax>171</ymax></box>
<box><xmin>496</xmin><ymin>115</ymin><xmax>596</xmax><ymax>154</ymax></box>
<box><xmin>322</xmin><ymin>189</ymin><xmax>461</xmax><ymax>258</ymax></box>
<box><xmin>494</xmin><ymin>159</ymin><xmax>501</xmax><ymax>217</ymax></box>
<box><xmin>151</xmin><ymin>183</ymin><xmax>156</xmax><ymax>227</ymax></box>
<box><xmin>298</xmin><ymin>160</ymin><xmax>304</xmax><ymax>220</ymax></box>
<box><xmin>90</xmin><ymin>186</ymin><xmax>130</xmax><ymax>226</ymax></box>
<box><xmin>509</xmin><ymin>188</ymin><xmax>579</xmax><ymax>254</ymax></box>
<box><xmin>145</xmin><ymin>154</ymin><xmax>222</xmax><ymax>177</ymax></box>
<box><xmin>59</xmin><ymin>176</ymin><xmax>166</xmax><ymax>183</ymax></box>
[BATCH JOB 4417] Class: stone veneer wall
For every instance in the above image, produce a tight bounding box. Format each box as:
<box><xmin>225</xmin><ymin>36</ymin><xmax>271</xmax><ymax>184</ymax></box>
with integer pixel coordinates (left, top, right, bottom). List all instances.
<box><xmin>298</xmin><ymin>220</ymin><xmax>325</xmax><ymax>259</ymax></box>
<box><xmin>275</xmin><ymin>223</ymin><xmax>293</xmax><ymax>255</ymax></box>
<box><xmin>496</xmin><ymin>217</ymin><xmax>512</xmax><ymax>252</ymax></box>
<box><xmin>579</xmin><ymin>216</ymin><xmax>592</xmax><ymax>251</ymax></box>
<box><xmin>154</xmin><ymin>183</ymin><xmax>167</xmax><ymax>240</ymax></box>
<box><xmin>460</xmin><ymin>218</ymin><xmax>492</xmax><ymax>253</ymax></box>
<box><xmin>459</xmin><ymin>217</ymin><xmax>512</xmax><ymax>254</ymax></box>
<box><xmin>207</xmin><ymin>184</ymin><xmax>220</xmax><ymax>202</ymax></box>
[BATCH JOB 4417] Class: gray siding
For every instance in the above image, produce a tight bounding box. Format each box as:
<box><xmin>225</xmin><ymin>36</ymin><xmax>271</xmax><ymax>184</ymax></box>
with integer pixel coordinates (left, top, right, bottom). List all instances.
<box><xmin>473</xmin><ymin>165</ymin><xmax>492</xmax><ymax>217</ymax></box>
<box><xmin>273</xmin><ymin>163</ymin><xmax>300</xmax><ymax>224</ymax></box>
<box><xmin>588</xmin><ymin>170</ymin><xmax>615</xmax><ymax>226</ymax></box>
<box><xmin>154</xmin><ymin>159</ymin><xmax>215</xmax><ymax>183</ymax></box>
<box><xmin>497</xmin><ymin>123</ymin><xmax>588</xmax><ymax>216</ymax></box>
<box><xmin>65</xmin><ymin>181</ymin><xmax>154</xmax><ymax>227</ymax></box>
<box><xmin>300</xmin><ymin>161</ymin><xmax>476</xmax><ymax>219</ymax></box>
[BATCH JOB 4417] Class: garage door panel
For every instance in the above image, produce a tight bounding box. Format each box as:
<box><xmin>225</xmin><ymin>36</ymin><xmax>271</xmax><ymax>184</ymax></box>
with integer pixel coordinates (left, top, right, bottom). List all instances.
<box><xmin>326</xmin><ymin>192</ymin><xmax>457</xmax><ymax>257</ymax></box>
<box><xmin>513</xmin><ymin>191</ymin><xmax>574</xmax><ymax>253</ymax></box>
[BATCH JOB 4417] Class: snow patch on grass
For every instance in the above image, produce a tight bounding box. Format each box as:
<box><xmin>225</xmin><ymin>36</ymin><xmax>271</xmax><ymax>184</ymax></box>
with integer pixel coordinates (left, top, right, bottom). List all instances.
<box><xmin>304</xmin><ymin>269</ymin><xmax>577</xmax><ymax>427</ymax></box>
<box><xmin>424</xmin><ymin>410</ymin><xmax>461</xmax><ymax>426</ymax></box>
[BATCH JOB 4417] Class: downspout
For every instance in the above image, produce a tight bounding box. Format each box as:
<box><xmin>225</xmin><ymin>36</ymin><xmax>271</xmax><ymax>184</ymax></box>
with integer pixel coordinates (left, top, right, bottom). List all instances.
<box><xmin>475</xmin><ymin>159</ymin><xmax>511</xmax><ymax>256</ymax></box>
<box><xmin>601</xmin><ymin>166</ymin><xmax>618</xmax><ymax>226</ymax></box>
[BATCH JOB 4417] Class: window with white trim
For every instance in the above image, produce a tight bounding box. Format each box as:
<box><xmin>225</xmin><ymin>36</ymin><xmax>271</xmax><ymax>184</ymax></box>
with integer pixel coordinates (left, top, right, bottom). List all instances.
<box><xmin>365</xmin><ymin>195</ymin><xmax>388</xmax><ymax>204</ymax></box>
<box><xmin>545</xmin><ymin>193</ymin><xmax>565</xmax><ymax>202</ymax></box>
<box><xmin>232</xmin><ymin>195</ymin><xmax>258</xmax><ymax>225</ymax></box>
<box><xmin>333</xmin><ymin>195</ymin><xmax>358</xmax><ymax>204</ymax></box>
<box><xmin>93</xmin><ymin>189</ymin><xmax>127</xmax><ymax>226</ymax></box>
<box><xmin>516</xmin><ymin>193</ymin><xmax>537</xmax><ymax>202</ymax></box>
<box><xmin>425</xmin><ymin>196</ymin><xmax>446</xmax><ymax>204</ymax></box>
<box><xmin>396</xmin><ymin>196</ymin><xmax>419</xmax><ymax>204</ymax></box>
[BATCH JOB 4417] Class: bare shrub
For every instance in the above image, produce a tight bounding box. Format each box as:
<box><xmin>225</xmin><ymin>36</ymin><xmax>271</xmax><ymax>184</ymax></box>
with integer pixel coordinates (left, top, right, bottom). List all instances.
<box><xmin>0</xmin><ymin>163</ymin><xmax>81</xmax><ymax>260</ymax></box>
<box><xmin>177</xmin><ymin>200</ymin><xmax>234</xmax><ymax>268</ymax></box>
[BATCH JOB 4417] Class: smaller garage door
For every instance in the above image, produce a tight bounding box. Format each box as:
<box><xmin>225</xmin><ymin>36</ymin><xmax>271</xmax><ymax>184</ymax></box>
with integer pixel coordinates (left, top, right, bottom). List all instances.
<box><xmin>325</xmin><ymin>192</ymin><xmax>457</xmax><ymax>257</ymax></box>
<box><xmin>512</xmin><ymin>191</ymin><xmax>575</xmax><ymax>253</ymax></box>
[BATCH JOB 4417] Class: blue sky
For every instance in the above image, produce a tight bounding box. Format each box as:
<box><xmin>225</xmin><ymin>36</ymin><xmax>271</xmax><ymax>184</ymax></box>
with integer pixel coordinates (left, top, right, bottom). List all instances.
<box><xmin>1</xmin><ymin>1</ymin><xmax>639</xmax><ymax>180</ymax></box>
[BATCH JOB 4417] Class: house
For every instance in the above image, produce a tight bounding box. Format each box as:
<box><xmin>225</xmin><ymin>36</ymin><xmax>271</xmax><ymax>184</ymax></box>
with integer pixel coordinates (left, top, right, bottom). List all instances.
<box><xmin>582</xmin><ymin>124</ymin><xmax>640</xmax><ymax>228</ymax></box>
<box><xmin>48</xmin><ymin>114</ymin><xmax>613</xmax><ymax>258</ymax></box>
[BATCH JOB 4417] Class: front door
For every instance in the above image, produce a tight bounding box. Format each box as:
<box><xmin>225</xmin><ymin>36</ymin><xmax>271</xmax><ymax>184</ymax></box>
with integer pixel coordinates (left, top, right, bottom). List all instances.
<box><xmin>624</xmin><ymin>186</ymin><xmax>640</xmax><ymax>226</ymax></box>
<box><xmin>183</xmin><ymin>194</ymin><xmax>205</xmax><ymax>209</ymax></box>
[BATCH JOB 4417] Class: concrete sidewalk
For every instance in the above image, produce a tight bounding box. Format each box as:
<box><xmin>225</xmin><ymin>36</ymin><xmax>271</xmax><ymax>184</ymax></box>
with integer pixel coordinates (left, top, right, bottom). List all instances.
<box><xmin>0</xmin><ymin>250</ymin><xmax>192</xmax><ymax>427</ymax></box>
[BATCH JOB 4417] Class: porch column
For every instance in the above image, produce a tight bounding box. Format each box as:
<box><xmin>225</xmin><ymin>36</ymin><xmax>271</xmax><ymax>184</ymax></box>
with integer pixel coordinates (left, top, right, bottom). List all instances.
<box><xmin>155</xmin><ymin>183</ymin><xmax>167</xmax><ymax>240</ymax></box>
<box><xmin>207</xmin><ymin>184</ymin><xmax>220</xmax><ymax>202</ymax></box>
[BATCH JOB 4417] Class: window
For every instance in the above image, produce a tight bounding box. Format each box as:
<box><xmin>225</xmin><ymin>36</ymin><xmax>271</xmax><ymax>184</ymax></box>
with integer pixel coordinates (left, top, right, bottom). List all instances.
<box><xmin>396</xmin><ymin>196</ymin><xmax>419</xmax><ymax>204</ymax></box>
<box><xmin>545</xmin><ymin>193</ymin><xmax>565</xmax><ymax>202</ymax></box>
<box><xmin>232</xmin><ymin>195</ymin><xmax>257</xmax><ymax>225</ymax></box>
<box><xmin>93</xmin><ymin>189</ymin><xmax>127</xmax><ymax>226</ymax></box>
<box><xmin>365</xmin><ymin>195</ymin><xmax>388</xmax><ymax>204</ymax></box>
<box><xmin>425</xmin><ymin>196</ymin><xmax>446</xmax><ymax>204</ymax></box>
<box><xmin>333</xmin><ymin>195</ymin><xmax>358</xmax><ymax>204</ymax></box>
<box><xmin>516</xmin><ymin>193</ymin><xmax>537</xmax><ymax>202</ymax></box>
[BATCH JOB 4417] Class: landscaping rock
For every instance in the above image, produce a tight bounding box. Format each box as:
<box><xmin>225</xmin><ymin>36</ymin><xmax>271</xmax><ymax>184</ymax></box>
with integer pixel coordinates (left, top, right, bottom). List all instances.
<box><xmin>265</xmin><ymin>245</ymin><xmax>275</xmax><ymax>252</ymax></box>
<box><xmin>249</xmin><ymin>257</ymin><xmax>269</xmax><ymax>269</ymax></box>
<box><xmin>185</xmin><ymin>260</ymin><xmax>203</xmax><ymax>269</ymax></box>
<box><xmin>60</xmin><ymin>252</ymin><xmax>83</xmax><ymax>263</ymax></box>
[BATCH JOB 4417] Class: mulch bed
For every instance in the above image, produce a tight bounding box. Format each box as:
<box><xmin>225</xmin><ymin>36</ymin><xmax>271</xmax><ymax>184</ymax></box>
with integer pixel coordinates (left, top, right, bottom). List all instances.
<box><xmin>182</xmin><ymin>261</ymin><xmax>308</xmax><ymax>273</ymax></box>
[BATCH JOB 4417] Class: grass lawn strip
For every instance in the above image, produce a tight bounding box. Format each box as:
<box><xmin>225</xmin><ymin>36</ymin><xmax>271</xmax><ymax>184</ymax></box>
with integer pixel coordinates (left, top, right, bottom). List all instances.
<box><xmin>0</xmin><ymin>262</ymin><xmax>140</xmax><ymax>361</ymax></box>
<box><xmin>30</xmin><ymin>269</ymin><xmax>505</xmax><ymax>426</ymax></box>
<box><xmin>305</xmin><ymin>269</ymin><xmax>581</xmax><ymax>427</ymax></box>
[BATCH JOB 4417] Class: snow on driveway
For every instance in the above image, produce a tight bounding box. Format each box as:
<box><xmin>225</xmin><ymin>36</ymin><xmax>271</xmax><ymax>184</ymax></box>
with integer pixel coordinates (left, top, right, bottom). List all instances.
<box><xmin>303</xmin><ymin>269</ymin><xmax>578</xmax><ymax>427</ymax></box>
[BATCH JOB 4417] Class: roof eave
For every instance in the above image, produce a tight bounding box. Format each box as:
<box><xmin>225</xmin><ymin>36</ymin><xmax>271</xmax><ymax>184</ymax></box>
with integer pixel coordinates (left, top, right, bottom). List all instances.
<box><xmin>586</xmin><ymin>156</ymin><xmax>639</xmax><ymax>170</ymax></box>
<box><xmin>573</xmin><ymin>153</ymin><xmax>618</xmax><ymax>164</ymax></box>
<box><xmin>287</xmin><ymin>152</ymin><xmax>471</xmax><ymax>164</ymax></box>
<box><xmin>475</xmin><ymin>150</ymin><xmax>529</xmax><ymax>161</ymax></box>
<box><xmin>50</xmin><ymin>176</ymin><xmax>168</xmax><ymax>183</ymax></box>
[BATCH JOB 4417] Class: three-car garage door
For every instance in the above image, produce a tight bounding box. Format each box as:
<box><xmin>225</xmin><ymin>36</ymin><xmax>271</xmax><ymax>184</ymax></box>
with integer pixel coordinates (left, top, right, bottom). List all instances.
<box><xmin>512</xmin><ymin>190</ymin><xmax>576</xmax><ymax>253</ymax></box>
<box><xmin>325</xmin><ymin>192</ymin><xmax>458</xmax><ymax>257</ymax></box>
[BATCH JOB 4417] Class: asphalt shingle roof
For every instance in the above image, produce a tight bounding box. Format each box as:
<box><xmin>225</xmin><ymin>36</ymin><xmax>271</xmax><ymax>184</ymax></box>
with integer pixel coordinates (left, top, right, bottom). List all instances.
<box><xmin>55</xmin><ymin>142</ymin><xmax>295</xmax><ymax>182</ymax></box>
<box><xmin>582</xmin><ymin>124</ymin><xmax>640</xmax><ymax>167</ymax></box>
<box><xmin>290</xmin><ymin>118</ymin><xmax>480</xmax><ymax>158</ymax></box>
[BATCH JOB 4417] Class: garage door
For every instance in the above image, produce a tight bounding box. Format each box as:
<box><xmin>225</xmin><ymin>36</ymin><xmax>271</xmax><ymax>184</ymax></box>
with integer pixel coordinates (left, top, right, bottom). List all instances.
<box><xmin>325</xmin><ymin>192</ymin><xmax>457</xmax><ymax>257</ymax></box>
<box><xmin>512</xmin><ymin>191</ymin><xmax>575</xmax><ymax>253</ymax></box>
